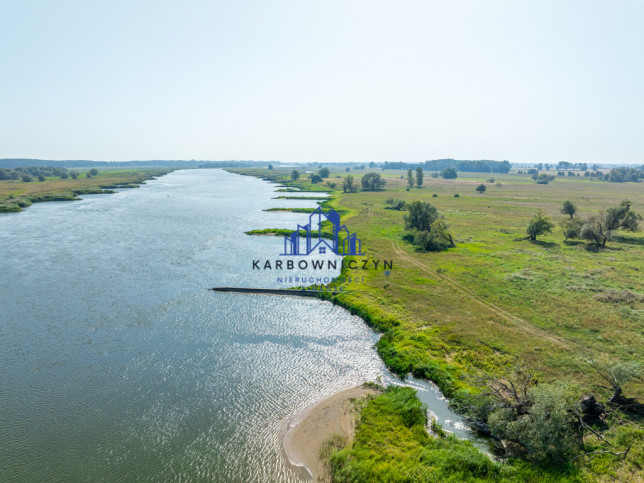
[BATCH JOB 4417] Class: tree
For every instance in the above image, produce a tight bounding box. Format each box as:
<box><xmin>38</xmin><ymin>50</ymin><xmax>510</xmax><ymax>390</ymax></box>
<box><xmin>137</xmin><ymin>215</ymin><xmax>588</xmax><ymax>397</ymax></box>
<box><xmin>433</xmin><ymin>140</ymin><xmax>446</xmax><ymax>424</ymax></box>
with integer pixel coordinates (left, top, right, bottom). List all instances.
<box><xmin>526</xmin><ymin>209</ymin><xmax>554</xmax><ymax>240</ymax></box>
<box><xmin>407</xmin><ymin>169</ymin><xmax>414</xmax><ymax>188</ymax></box>
<box><xmin>415</xmin><ymin>166</ymin><xmax>424</xmax><ymax>188</ymax></box>
<box><xmin>310</xmin><ymin>174</ymin><xmax>322</xmax><ymax>183</ymax></box>
<box><xmin>291</xmin><ymin>170</ymin><xmax>300</xmax><ymax>181</ymax></box>
<box><xmin>581</xmin><ymin>200</ymin><xmax>641</xmax><ymax>247</ymax></box>
<box><xmin>89</xmin><ymin>168</ymin><xmax>99</xmax><ymax>176</ymax></box>
<box><xmin>86</xmin><ymin>172</ymin><xmax>92</xmax><ymax>178</ymax></box>
<box><xmin>22</xmin><ymin>175</ymin><xmax>33</xmax><ymax>182</ymax></box>
<box><xmin>475</xmin><ymin>184</ymin><xmax>486</xmax><ymax>194</ymax></box>
<box><xmin>70</xmin><ymin>172</ymin><xmax>78</xmax><ymax>179</ymax></box>
<box><xmin>441</xmin><ymin>167</ymin><xmax>457</xmax><ymax>179</ymax></box>
<box><xmin>318</xmin><ymin>167</ymin><xmax>330</xmax><ymax>178</ymax></box>
<box><xmin>361</xmin><ymin>172</ymin><xmax>386</xmax><ymax>190</ymax></box>
<box><xmin>0</xmin><ymin>169</ymin><xmax>11</xmax><ymax>180</ymax></box>
<box><xmin>38</xmin><ymin>174</ymin><xmax>46</xmax><ymax>182</ymax></box>
<box><xmin>404</xmin><ymin>201</ymin><xmax>439</xmax><ymax>232</ymax></box>
<box><xmin>589</xmin><ymin>358</ymin><xmax>642</xmax><ymax>403</ymax></box>
<box><xmin>342</xmin><ymin>175</ymin><xmax>357</xmax><ymax>193</ymax></box>
<box><xmin>561</xmin><ymin>201</ymin><xmax>577</xmax><ymax>219</ymax></box>
<box><xmin>268</xmin><ymin>164</ymin><xmax>273</xmax><ymax>170</ymax></box>
<box><xmin>60</xmin><ymin>172</ymin><xmax>69</xmax><ymax>179</ymax></box>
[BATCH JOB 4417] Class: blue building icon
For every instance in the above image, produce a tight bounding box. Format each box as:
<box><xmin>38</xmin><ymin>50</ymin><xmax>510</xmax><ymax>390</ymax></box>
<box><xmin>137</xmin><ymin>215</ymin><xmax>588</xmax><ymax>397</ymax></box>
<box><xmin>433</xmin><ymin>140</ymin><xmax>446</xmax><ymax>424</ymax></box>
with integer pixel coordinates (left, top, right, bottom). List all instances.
<box><xmin>282</xmin><ymin>206</ymin><xmax>363</xmax><ymax>256</ymax></box>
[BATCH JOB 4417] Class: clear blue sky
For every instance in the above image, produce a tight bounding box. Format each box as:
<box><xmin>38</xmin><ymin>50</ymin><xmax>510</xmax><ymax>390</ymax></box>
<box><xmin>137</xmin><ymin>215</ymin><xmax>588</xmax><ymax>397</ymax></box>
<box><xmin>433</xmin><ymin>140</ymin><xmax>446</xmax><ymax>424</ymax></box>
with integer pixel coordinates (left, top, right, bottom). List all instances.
<box><xmin>1</xmin><ymin>1</ymin><xmax>643</xmax><ymax>164</ymax></box>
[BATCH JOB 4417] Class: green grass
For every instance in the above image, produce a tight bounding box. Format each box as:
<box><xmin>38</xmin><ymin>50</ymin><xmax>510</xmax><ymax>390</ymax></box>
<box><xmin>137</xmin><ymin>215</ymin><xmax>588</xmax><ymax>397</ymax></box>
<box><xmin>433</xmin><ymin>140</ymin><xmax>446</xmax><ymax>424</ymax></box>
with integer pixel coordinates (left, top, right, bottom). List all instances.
<box><xmin>329</xmin><ymin>386</ymin><xmax>575</xmax><ymax>482</ymax></box>
<box><xmin>236</xmin><ymin>167</ymin><xmax>644</xmax><ymax>480</ymax></box>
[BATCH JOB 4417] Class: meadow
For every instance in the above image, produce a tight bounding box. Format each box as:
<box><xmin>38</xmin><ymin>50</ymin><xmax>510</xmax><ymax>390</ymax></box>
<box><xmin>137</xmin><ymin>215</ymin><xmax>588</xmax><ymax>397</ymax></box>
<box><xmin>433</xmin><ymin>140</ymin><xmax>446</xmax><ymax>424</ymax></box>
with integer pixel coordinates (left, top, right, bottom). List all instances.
<box><xmin>232</xmin><ymin>166</ymin><xmax>644</xmax><ymax>481</ymax></box>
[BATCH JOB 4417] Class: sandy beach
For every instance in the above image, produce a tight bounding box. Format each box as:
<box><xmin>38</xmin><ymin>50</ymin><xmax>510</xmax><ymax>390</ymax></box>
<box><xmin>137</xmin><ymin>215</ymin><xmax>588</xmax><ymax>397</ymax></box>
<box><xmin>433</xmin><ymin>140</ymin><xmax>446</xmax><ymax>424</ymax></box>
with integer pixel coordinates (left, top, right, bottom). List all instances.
<box><xmin>283</xmin><ymin>386</ymin><xmax>377</xmax><ymax>482</ymax></box>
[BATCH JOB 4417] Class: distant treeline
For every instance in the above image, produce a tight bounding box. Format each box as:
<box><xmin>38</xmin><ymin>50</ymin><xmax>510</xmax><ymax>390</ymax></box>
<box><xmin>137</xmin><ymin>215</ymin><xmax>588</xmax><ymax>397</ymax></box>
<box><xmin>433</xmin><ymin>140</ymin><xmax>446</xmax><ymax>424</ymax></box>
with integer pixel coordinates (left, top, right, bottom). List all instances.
<box><xmin>0</xmin><ymin>159</ymin><xmax>279</xmax><ymax>169</ymax></box>
<box><xmin>382</xmin><ymin>159</ymin><xmax>512</xmax><ymax>173</ymax></box>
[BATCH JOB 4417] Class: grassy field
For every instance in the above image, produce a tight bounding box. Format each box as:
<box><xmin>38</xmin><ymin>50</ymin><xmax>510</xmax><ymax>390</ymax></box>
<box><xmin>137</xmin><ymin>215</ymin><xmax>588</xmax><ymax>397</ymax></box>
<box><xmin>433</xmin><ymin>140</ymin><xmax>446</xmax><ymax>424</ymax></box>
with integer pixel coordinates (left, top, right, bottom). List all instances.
<box><xmin>0</xmin><ymin>168</ymin><xmax>171</xmax><ymax>212</ymax></box>
<box><xmin>232</xmin><ymin>166</ymin><xmax>644</xmax><ymax>481</ymax></box>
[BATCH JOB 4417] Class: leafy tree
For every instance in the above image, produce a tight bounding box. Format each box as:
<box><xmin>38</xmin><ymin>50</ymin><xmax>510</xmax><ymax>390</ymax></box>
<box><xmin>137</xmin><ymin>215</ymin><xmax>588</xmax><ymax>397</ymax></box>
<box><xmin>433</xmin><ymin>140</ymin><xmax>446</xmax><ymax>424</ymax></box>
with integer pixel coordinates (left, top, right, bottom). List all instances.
<box><xmin>475</xmin><ymin>184</ymin><xmax>486</xmax><ymax>194</ymax></box>
<box><xmin>345</xmin><ymin>167</ymin><xmax>350</xmax><ymax>172</ymax></box>
<box><xmin>318</xmin><ymin>167</ymin><xmax>330</xmax><ymax>178</ymax></box>
<box><xmin>38</xmin><ymin>174</ymin><xmax>46</xmax><ymax>182</ymax></box>
<box><xmin>86</xmin><ymin>172</ymin><xmax>92</xmax><ymax>178</ymax></box>
<box><xmin>407</xmin><ymin>169</ymin><xmax>414</xmax><ymax>188</ymax></box>
<box><xmin>310</xmin><ymin>174</ymin><xmax>322</xmax><ymax>183</ymax></box>
<box><xmin>415</xmin><ymin>166</ymin><xmax>423</xmax><ymax>188</ymax></box>
<box><xmin>441</xmin><ymin>167</ymin><xmax>457</xmax><ymax>179</ymax></box>
<box><xmin>342</xmin><ymin>175</ymin><xmax>357</xmax><ymax>193</ymax></box>
<box><xmin>60</xmin><ymin>172</ymin><xmax>69</xmax><ymax>179</ymax></box>
<box><xmin>70</xmin><ymin>172</ymin><xmax>78</xmax><ymax>179</ymax></box>
<box><xmin>268</xmin><ymin>164</ymin><xmax>273</xmax><ymax>170</ymax></box>
<box><xmin>526</xmin><ymin>209</ymin><xmax>554</xmax><ymax>240</ymax></box>
<box><xmin>404</xmin><ymin>201</ymin><xmax>439</xmax><ymax>231</ymax></box>
<box><xmin>89</xmin><ymin>168</ymin><xmax>99</xmax><ymax>176</ymax></box>
<box><xmin>580</xmin><ymin>200</ymin><xmax>641</xmax><ymax>247</ymax></box>
<box><xmin>22</xmin><ymin>175</ymin><xmax>33</xmax><ymax>182</ymax></box>
<box><xmin>488</xmin><ymin>383</ymin><xmax>580</xmax><ymax>464</ymax></box>
<box><xmin>361</xmin><ymin>172</ymin><xmax>386</xmax><ymax>190</ymax></box>
<box><xmin>589</xmin><ymin>357</ymin><xmax>642</xmax><ymax>403</ymax></box>
<box><xmin>561</xmin><ymin>200</ymin><xmax>577</xmax><ymax>218</ymax></box>
<box><xmin>0</xmin><ymin>169</ymin><xmax>11</xmax><ymax>180</ymax></box>
<box><xmin>291</xmin><ymin>170</ymin><xmax>300</xmax><ymax>180</ymax></box>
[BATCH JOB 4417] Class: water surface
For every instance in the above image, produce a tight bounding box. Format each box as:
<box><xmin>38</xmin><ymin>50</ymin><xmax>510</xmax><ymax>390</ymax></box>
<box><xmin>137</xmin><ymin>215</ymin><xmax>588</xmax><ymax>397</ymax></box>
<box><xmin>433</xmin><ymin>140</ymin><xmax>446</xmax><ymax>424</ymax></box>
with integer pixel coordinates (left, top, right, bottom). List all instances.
<box><xmin>0</xmin><ymin>169</ymin><xmax>487</xmax><ymax>482</ymax></box>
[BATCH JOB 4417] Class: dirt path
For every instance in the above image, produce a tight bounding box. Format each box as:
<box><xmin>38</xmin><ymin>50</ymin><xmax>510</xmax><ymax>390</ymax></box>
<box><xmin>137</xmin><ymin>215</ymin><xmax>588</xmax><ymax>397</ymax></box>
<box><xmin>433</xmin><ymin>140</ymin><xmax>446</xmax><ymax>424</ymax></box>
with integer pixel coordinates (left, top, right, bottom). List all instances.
<box><xmin>392</xmin><ymin>241</ymin><xmax>571</xmax><ymax>350</ymax></box>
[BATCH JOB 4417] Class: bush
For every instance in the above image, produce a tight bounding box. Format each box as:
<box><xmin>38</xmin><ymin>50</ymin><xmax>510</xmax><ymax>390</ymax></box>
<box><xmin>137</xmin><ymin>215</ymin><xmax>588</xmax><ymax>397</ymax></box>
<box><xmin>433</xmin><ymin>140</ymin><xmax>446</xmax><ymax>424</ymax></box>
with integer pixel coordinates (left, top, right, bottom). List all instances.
<box><xmin>475</xmin><ymin>184</ymin><xmax>486</xmax><ymax>194</ymax></box>
<box><xmin>454</xmin><ymin>193</ymin><xmax>460</xmax><ymax>197</ymax></box>
<box><xmin>560</xmin><ymin>217</ymin><xmax>584</xmax><ymax>241</ymax></box>
<box><xmin>310</xmin><ymin>174</ymin><xmax>322</xmax><ymax>183</ymax></box>
<box><xmin>22</xmin><ymin>175</ymin><xmax>33</xmax><ymax>182</ymax></box>
<box><xmin>413</xmin><ymin>219</ymin><xmax>455</xmax><ymax>251</ymax></box>
<box><xmin>89</xmin><ymin>168</ymin><xmax>99</xmax><ymax>176</ymax></box>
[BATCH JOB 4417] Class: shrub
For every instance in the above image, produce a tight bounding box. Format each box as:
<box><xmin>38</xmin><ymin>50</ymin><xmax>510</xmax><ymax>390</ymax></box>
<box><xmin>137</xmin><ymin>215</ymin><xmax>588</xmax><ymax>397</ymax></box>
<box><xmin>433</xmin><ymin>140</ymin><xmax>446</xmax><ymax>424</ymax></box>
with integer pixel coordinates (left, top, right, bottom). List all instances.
<box><xmin>453</xmin><ymin>193</ymin><xmax>460</xmax><ymax>197</ymax></box>
<box><xmin>475</xmin><ymin>184</ymin><xmax>486</xmax><ymax>194</ymax></box>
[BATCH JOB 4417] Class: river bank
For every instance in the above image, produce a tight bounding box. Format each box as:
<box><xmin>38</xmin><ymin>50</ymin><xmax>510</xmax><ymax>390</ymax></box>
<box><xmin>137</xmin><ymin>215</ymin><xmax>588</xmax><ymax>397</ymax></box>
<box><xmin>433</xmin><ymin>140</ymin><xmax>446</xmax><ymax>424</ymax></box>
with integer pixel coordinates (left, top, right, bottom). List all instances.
<box><xmin>0</xmin><ymin>168</ymin><xmax>171</xmax><ymax>212</ymax></box>
<box><xmin>284</xmin><ymin>385</ymin><xmax>377</xmax><ymax>481</ymax></box>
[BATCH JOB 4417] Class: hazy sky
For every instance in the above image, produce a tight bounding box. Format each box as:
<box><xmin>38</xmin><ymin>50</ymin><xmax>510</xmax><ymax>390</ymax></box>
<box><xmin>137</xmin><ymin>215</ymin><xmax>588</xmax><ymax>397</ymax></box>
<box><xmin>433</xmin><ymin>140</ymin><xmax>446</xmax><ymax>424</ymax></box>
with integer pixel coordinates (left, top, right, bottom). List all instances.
<box><xmin>1</xmin><ymin>1</ymin><xmax>643</xmax><ymax>164</ymax></box>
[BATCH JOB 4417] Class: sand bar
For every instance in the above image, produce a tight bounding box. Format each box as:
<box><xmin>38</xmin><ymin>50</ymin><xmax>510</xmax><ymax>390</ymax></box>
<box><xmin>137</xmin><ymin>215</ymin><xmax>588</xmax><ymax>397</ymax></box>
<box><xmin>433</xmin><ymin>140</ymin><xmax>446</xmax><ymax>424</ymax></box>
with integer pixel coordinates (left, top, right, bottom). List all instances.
<box><xmin>283</xmin><ymin>385</ymin><xmax>377</xmax><ymax>481</ymax></box>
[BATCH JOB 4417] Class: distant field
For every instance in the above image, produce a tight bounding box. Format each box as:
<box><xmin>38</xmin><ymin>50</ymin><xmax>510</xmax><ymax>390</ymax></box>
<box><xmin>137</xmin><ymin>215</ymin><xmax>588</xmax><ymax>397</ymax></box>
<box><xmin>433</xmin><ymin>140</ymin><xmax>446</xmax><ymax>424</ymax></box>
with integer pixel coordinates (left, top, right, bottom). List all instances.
<box><xmin>0</xmin><ymin>168</ymin><xmax>171</xmax><ymax>202</ymax></box>
<box><xmin>233</xmin><ymin>166</ymin><xmax>644</xmax><ymax>480</ymax></box>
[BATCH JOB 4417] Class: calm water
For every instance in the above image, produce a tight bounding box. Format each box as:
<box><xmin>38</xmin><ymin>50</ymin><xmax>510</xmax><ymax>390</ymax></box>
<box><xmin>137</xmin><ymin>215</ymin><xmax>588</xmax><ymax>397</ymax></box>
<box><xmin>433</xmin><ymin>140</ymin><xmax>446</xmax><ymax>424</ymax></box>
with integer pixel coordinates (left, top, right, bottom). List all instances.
<box><xmin>0</xmin><ymin>169</ymin><xmax>487</xmax><ymax>482</ymax></box>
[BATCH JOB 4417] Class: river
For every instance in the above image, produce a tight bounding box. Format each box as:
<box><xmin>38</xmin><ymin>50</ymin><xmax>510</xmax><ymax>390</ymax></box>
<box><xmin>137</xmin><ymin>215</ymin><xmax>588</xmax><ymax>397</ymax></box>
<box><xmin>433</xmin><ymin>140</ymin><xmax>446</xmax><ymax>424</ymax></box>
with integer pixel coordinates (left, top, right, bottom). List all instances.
<box><xmin>0</xmin><ymin>169</ymin><xmax>488</xmax><ymax>482</ymax></box>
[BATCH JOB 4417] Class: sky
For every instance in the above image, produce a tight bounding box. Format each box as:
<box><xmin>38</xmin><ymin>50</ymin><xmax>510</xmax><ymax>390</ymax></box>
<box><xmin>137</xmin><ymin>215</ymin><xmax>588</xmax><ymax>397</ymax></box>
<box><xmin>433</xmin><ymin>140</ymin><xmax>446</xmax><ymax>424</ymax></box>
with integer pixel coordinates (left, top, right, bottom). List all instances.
<box><xmin>1</xmin><ymin>1</ymin><xmax>643</xmax><ymax>164</ymax></box>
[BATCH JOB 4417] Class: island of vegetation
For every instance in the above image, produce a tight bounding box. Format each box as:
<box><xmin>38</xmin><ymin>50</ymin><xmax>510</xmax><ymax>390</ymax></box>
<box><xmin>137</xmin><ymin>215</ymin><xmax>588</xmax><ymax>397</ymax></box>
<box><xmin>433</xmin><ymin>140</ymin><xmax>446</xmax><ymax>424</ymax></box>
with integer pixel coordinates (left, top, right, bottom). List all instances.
<box><xmin>0</xmin><ymin>165</ymin><xmax>172</xmax><ymax>213</ymax></box>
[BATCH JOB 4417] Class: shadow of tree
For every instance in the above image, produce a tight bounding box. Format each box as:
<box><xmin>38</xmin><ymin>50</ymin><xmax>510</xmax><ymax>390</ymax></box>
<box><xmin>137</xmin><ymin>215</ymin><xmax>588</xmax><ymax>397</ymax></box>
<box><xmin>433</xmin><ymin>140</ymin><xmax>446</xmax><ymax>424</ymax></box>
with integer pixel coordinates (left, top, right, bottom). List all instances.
<box><xmin>614</xmin><ymin>235</ymin><xmax>644</xmax><ymax>247</ymax></box>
